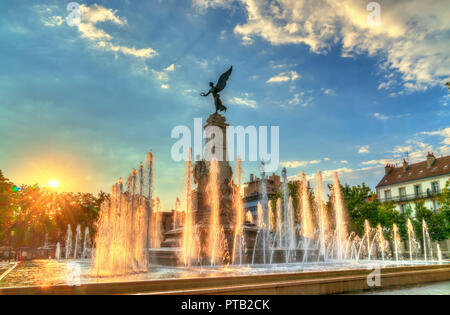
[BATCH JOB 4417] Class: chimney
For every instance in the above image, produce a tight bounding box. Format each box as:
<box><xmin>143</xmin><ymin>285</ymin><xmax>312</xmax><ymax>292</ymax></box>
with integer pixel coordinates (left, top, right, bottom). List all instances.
<box><xmin>427</xmin><ymin>152</ymin><xmax>436</xmax><ymax>168</ymax></box>
<box><xmin>250</xmin><ymin>174</ymin><xmax>254</xmax><ymax>182</ymax></box>
<box><xmin>402</xmin><ymin>158</ymin><xmax>409</xmax><ymax>172</ymax></box>
<box><xmin>385</xmin><ymin>163</ymin><xmax>394</xmax><ymax>176</ymax></box>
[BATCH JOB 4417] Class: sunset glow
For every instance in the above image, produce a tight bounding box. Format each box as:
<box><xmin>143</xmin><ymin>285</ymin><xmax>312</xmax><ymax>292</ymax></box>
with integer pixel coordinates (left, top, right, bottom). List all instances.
<box><xmin>48</xmin><ymin>179</ymin><xmax>59</xmax><ymax>188</ymax></box>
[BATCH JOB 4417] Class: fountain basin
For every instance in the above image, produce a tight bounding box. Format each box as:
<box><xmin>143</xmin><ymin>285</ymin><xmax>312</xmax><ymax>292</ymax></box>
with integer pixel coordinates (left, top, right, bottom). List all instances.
<box><xmin>0</xmin><ymin>261</ymin><xmax>448</xmax><ymax>295</ymax></box>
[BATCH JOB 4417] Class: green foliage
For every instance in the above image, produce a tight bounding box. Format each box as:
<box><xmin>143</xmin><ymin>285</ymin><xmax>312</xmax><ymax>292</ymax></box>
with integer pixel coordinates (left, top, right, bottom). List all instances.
<box><xmin>437</xmin><ymin>181</ymin><xmax>450</xmax><ymax>239</ymax></box>
<box><xmin>0</xmin><ymin>169</ymin><xmax>109</xmax><ymax>248</ymax></box>
<box><xmin>339</xmin><ymin>182</ymin><xmax>449</xmax><ymax>242</ymax></box>
<box><xmin>340</xmin><ymin>183</ymin><xmax>379</xmax><ymax>236</ymax></box>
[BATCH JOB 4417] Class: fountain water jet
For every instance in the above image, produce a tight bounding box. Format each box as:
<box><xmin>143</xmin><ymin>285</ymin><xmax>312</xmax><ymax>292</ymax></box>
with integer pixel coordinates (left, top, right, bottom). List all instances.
<box><xmin>182</xmin><ymin>148</ymin><xmax>194</xmax><ymax>266</ymax></box>
<box><xmin>393</xmin><ymin>223</ymin><xmax>401</xmax><ymax>262</ymax></box>
<box><xmin>73</xmin><ymin>225</ymin><xmax>82</xmax><ymax>259</ymax></box>
<box><xmin>315</xmin><ymin>171</ymin><xmax>328</xmax><ymax>260</ymax></box>
<box><xmin>65</xmin><ymin>224</ymin><xmax>72</xmax><ymax>260</ymax></box>
<box><xmin>407</xmin><ymin>218</ymin><xmax>416</xmax><ymax>262</ymax></box>
<box><xmin>332</xmin><ymin>172</ymin><xmax>347</xmax><ymax>260</ymax></box>
<box><xmin>376</xmin><ymin>224</ymin><xmax>386</xmax><ymax>261</ymax></box>
<box><xmin>92</xmin><ymin>152</ymin><xmax>153</xmax><ymax>276</ymax></box>
<box><xmin>208</xmin><ymin>159</ymin><xmax>221</xmax><ymax>265</ymax></box>
<box><xmin>422</xmin><ymin>219</ymin><xmax>433</xmax><ymax>261</ymax></box>
<box><xmin>82</xmin><ymin>227</ymin><xmax>91</xmax><ymax>259</ymax></box>
<box><xmin>55</xmin><ymin>242</ymin><xmax>61</xmax><ymax>260</ymax></box>
<box><xmin>299</xmin><ymin>172</ymin><xmax>313</xmax><ymax>239</ymax></box>
<box><xmin>232</xmin><ymin>158</ymin><xmax>244</xmax><ymax>265</ymax></box>
<box><xmin>364</xmin><ymin>220</ymin><xmax>371</xmax><ymax>261</ymax></box>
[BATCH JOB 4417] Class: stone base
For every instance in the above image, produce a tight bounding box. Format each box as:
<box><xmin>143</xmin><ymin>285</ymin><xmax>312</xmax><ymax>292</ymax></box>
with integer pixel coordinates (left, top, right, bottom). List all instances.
<box><xmin>1</xmin><ymin>264</ymin><xmax>449</xmax><ymax>295</ymax></box>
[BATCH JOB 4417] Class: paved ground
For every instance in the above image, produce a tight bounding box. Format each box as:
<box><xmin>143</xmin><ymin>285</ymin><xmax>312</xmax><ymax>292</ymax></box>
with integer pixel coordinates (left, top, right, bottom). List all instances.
<box><xmin>353</xmin><ymin>281</ymin><xmax>450</xmax><ymax>295</ymax></box>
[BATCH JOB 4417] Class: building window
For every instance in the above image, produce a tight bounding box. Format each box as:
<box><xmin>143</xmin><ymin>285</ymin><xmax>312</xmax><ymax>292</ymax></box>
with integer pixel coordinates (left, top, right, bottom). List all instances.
<box><xmin>414</xmin><ymin>185</ymin><xmax>421</xmax><ymax>197</ymax></box>
<box><xmin>384</xmin><ymin>190</ymin><xmax>391</xmax><ymax>201</ymax></box>
<box><xmin>399</xmin><ymin>187</ymin><xmax>406</xmax><ymax>200</ymax></box>
<box><xmin>433</xmin><ymin>200</ymin><xmax>439</xmax><ymax>213</ymax></box>
<box><xmin>431</xmin><ymin>182</ymin><xmax>439</xmax><ymax>193</ymax></box>
<box><xmin>400</xmin><ymin>204</ymin><xmax>407</xmax><ymax>214</ymax></box>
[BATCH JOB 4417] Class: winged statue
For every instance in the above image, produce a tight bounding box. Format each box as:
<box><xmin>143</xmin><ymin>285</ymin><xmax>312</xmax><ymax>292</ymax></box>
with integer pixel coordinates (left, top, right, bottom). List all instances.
<box><xmin>200</xmin><ymin>66</ymin><xmax>233</xmax><ymax>113</ymax></box>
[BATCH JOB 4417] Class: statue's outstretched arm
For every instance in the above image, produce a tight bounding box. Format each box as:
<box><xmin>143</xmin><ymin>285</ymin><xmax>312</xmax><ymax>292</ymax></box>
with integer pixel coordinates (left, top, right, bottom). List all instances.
<box><xmin>200</xmin><ymin>91</ymin><xmax>211</xmax><ymax>97</ymax></box>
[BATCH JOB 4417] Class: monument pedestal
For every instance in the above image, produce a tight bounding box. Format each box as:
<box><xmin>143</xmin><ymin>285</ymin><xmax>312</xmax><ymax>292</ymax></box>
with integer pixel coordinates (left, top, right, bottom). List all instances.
<box><xmin>153</xmin><ymin>113</ymin><xmax>236</xmax><ymax>265</ymax></box>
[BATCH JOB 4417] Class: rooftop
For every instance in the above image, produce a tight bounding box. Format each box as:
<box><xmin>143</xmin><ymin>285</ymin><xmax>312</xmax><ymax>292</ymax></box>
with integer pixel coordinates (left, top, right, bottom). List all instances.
<box><xmin>376</xmin><ymin>154</ymin><xmax>450</xmax><ymax>188</ymax></box>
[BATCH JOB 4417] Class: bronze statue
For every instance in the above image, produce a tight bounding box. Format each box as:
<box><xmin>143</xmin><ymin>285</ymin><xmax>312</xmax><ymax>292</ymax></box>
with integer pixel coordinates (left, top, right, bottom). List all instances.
<box><xmin>200</xmin><ymin>66</ymin><xmax>233</xmax><ymax>113</ymax></box>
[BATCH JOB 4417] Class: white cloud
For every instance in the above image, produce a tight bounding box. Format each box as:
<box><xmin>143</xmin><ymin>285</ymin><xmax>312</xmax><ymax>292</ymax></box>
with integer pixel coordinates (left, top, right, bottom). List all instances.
<box><xmin>97</xmin><ymin>41</ymin><xmax>157</xmax><ymax>58</ymax></box>
<box><xmin>42</xmin><ymin>15</ymin><xmax>64</xmax><ymax>27</ymax></box>
<box><xmin>151</xmin><ymin>65</ymin><xmax>177</xmax><ymax>88</ymax></box>
<box><xmin>198</xmin><ymin>0</ymin><xmax>450</xmax><ymax>91</ymax></box>
<box><xmin>321</xmin><ymin>88</ymin><xmax>336</xmax><ymax>96</ymax></box>
<box><xmin>362</xmin><ymin>159</ymin><xmax>396</xmax><ymax>166</ymax></box>
<box><xmin>267</xmin><ymin>70</ymin><xmax>300</xmax><ymax>83</ymax></box>
<box><xmin>281</xmin><ymin>159</ymin><xmax>321</xmax><ymax>168</ymax></box>
<box><xmin>358</xmin><ymin>145</ymin><xmax>370</xmax><ymax>154</ymax></box>
<box><xmin>374</xmin><ymin>112</ymin><xmax>411</xmax><ymax>121</ymax></box>
<box><xmin>420</xmin><ymin>127</ymin><xmax>450</xmax><ymax>147</ymax></box>
<box><xmin>288</xmin><ymin>92</ymin><xmax>313</xmax><ymax>107</ymax></box>
<box><xmin>192</xmin><ymin>0</ymin><xmax>231</xmax><ymax>11</ymax></box>
<box><xmin>341</xmin><ymin>160</ymin><xmax>348</xmax><ymax>164</ymax></box>
<box><xmin>441</xmin><ymin>94</ymin><xmax>450</xmax><ymax>107</ymax></box>
<box><xmin>271</xmin><ymin>63</ymin><xmax>297</xmax><ymax>69</ymax></box>
<box><xmin>361</xmin><ymin>127</ymin><xmax>450</xmax><ymax>168</ymax></box>
<box><xmin>164</xmin><ymin>64</ymin><xmax>175</xmax><ymax>72</ymax></box>
<box><xmin>52</xmin><ymin>4</ymin><xmax>158</xmax><ymax>60</ymax></box>
<box><xmin>229</xmin><ymin>95</ymin><xmax>257</xmax><ymax>109</ymax></box>
<box><xmin>392</xmin><ymin>145</ymin><xmax>412</xmax><ymax>154</ymax></box>
<box><xmin>323</xmin><ymin>157</ymin><xmax>330</xmax><ymax>161</ymax></box>
<box><xmin>373</xmin><ymin>112</ymin><xmax>389</xmax><ymax>121</ymax></box>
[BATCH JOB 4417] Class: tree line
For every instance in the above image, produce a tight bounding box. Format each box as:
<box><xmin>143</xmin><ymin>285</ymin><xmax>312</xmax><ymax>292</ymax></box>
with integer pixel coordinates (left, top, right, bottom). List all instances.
<box><xmin>0</xmin><ymin>170</ymin><xmax>108</xmax><ymax>248</ymax></box>
<box><xmin>270</xmin><ymin>180</ymin><xmax>450</xmax><ymax>243</ymax></box>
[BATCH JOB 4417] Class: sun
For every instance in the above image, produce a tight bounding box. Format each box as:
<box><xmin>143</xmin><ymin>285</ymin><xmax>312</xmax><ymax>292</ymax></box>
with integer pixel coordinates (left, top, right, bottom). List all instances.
<box><xmin>48</xmin><ymin>179</ymin><xmax>59</xmax><ymax>188</ymax></box>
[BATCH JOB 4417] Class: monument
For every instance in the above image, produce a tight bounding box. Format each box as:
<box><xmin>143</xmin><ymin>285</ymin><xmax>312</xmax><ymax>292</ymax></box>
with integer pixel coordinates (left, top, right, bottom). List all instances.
<box><xmin>156</xmin><ymin>67</ymin><xmax>240</xmax><ymax>265</ymax></box>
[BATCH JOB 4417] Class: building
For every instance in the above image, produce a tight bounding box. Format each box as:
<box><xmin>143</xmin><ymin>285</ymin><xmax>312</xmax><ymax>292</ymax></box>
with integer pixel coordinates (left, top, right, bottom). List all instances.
<box><xmin>376</xmin><ymin>153</ymin><xmax>450</xmax><ymax>214</ymax></box>
<box><xmin>243</xmin><ymin>173</ymin><xmax>281</xmax><ymax>217</ymax></box>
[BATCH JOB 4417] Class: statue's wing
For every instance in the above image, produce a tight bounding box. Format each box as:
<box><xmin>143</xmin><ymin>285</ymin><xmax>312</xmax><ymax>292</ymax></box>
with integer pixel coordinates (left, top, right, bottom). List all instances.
<box><xmin>215</xmin><ymin>66</ymin><xmax>233</xmax><ymax>93</ymax></box>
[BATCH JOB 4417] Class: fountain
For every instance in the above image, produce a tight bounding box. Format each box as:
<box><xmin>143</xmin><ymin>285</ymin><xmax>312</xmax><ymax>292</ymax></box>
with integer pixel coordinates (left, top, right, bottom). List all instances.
<box><xmin>73</xmin><ymin>225</ymin><xmax>81</xmax><ymax>259</ymax></box>
<box><xmin>407</xmin><ymin>218</ymin><xmax>417</xmax><ymax>261</ymax></box>
<box><xmin>231</xmin><ymin>158</ymin><xmax>244</xmax><ymax>265</ymax></box>
<box><xmin>393</xmin><ymin>223</ymin><xmax>401</xmax><ymax>262</ymax></box>
<box><xmin>55</xmin><ymin>242</ymin><xmax>61</xmax><ymax>260</ymax></box>
<box><xmin>92</xmin><ymin>152</ymin><xmax>153</xmax><ymax>276</ymax></box>
<box><xmin>82</xmin><ymin>227</ymin><xmax>91</xmax><ymax>259</ymax></box>
<box><xmin>1</xmin><ymin>73</ymin><xmax>448</xmax><ymax>295</ymax></box>
<box><xmin>315</xmin><ymin>171</ymin><xmax>328</xmax><ymax>260</ymax></box>
<box><xmin>65</xmin><ymin>224</ymin><xmax>72</xmax><ymax>260</ymax></box>
<box><xmin>181</xmin><ymin>148</ymin><xmax>195</xmax><ymax>266</ymax></box>
<box><xmin>422</xmin><ymin>219</ymin><xmax>433</xmax><ymax>261</ymax></box>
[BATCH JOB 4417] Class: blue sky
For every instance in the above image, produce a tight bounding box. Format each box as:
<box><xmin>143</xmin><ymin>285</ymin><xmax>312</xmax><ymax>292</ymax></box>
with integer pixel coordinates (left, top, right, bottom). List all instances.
<box><xmin>0</xmin><ymin>0</ymin><xmax>449</xmax><ymax>210</ymax></box>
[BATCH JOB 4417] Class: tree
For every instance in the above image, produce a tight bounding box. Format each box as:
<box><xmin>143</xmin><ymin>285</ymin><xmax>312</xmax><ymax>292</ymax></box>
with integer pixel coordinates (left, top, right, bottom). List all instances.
<box><xmin>0</xmin><ymin>169</ymin><xmax>109</xmax><ymax>248</ymax></box>
<box><xmin>340</xmin><ymin>183</ymin><xmax>378</xmax><ymax>236</ymax></box>
<box><xmin>0</xmin><ymin>170</ymin><xmax>18</xmax><ymax>245</ymax></box>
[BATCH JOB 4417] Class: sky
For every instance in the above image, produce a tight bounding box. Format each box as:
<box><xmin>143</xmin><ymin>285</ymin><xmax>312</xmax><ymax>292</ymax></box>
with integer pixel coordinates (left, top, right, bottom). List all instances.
<box><xmin>0</xmin><ymin>0</ymin><xmax>449</xmax><ymax>211</ymax></box>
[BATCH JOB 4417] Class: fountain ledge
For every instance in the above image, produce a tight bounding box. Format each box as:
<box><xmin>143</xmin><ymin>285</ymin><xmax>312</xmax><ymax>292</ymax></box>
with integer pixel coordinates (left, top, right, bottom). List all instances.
<box><xmin>0</xmin><ymin>264</ymin><xmax>448</xmax><ymax>295</ymax></box>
